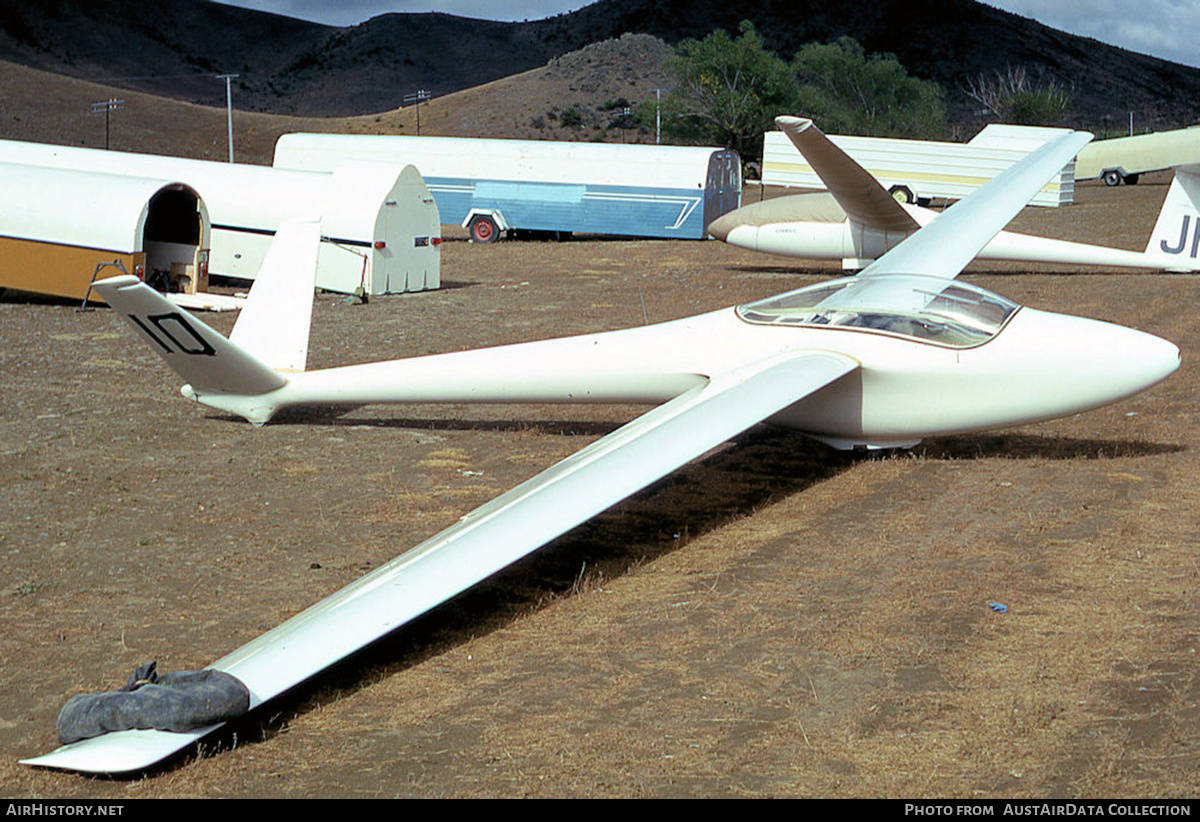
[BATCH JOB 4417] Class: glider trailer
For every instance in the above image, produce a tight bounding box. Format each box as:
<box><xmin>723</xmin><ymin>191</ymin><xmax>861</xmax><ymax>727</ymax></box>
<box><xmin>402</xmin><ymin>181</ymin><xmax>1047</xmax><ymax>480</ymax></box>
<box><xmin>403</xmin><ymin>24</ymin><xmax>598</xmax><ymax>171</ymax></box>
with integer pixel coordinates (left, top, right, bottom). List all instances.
<box><xmin>273</xmin><ymin>133</ymin><xmax>742</xmax><ymax>242</ymax></box>
<box><xmin>0</xmin><ymin>139</ymin><xmax>441</xmax><ymax>296</ymax></box>
<box><xmin>23</xmin><ymin>120</ymin><xmax>1179</xmax><ymax>775</ymax></box>
<box><xmin>0</xmin><ymin>163</ymin><xmax>213</xmax><ymax>307</ymax></box>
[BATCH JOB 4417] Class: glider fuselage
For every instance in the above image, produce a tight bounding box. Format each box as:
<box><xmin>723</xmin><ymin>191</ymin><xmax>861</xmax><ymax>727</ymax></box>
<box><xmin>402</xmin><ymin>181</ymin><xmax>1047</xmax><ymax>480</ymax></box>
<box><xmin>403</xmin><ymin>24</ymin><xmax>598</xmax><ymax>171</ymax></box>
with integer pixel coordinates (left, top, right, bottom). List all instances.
<box><xmin>191</xmin><ymin>276</ymin><xmax>1178</xmax><ymax>449</ymax></box>
<box><xmin>710</xmin><ymin>192</ymin><xmax>1179</xmax><ymax>271</ymax></box>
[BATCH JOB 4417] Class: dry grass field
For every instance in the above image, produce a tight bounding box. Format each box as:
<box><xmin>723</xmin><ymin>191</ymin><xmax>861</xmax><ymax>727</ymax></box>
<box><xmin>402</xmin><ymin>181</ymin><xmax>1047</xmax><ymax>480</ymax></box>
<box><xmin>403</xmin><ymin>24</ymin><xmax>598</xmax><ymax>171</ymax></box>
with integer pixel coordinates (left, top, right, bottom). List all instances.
<box><xmin>1</xmin><ymin>179</ymin><xmax>1198</xmax><ymax>798</ymax></box>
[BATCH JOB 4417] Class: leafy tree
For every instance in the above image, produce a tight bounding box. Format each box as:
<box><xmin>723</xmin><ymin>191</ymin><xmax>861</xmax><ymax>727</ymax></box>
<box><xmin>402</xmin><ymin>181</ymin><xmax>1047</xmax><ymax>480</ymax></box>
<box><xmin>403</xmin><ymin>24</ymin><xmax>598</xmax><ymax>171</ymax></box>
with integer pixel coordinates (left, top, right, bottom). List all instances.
<box><xmin>793</xmin><ymin>37</ymin><xmax>946</xmax><ymax>138</ymax></box>
<box><xmin>660</xmin><ymin>20</ymin><xmax>799</xmax><ymax>160</ymax></box>
<box><xmin>560</xmin><ymin>106</ymin><xmax>584</xmax><ymax>128</ymax></box>
<box><xmin>965</xmin><ymin>66</ymin><xmax>1072</xmax><ymax>126</ymax></box>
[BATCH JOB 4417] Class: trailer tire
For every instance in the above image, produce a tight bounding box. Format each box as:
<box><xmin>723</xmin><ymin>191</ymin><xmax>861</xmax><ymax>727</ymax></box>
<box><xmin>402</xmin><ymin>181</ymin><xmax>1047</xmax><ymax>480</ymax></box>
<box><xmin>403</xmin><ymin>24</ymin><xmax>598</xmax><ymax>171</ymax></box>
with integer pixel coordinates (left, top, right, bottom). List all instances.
<box><xmin>1124</xmin><ymin>173</ymin><xmax>1140</xmax><ymax>185</ymax></box>
<box><xmin>469</xmin><ymin>215</ymin><xmax>500</xmax><ymax>243</ymax></box>
<box><xmin>888</xmin><ymin>184</ymin><xmax>916</xmax><ymax>204</ymax></box>
<box><xmin>1102</xmin><ymin>170</ymin><xmax>1123</xmax><ymax>187</ymax></box>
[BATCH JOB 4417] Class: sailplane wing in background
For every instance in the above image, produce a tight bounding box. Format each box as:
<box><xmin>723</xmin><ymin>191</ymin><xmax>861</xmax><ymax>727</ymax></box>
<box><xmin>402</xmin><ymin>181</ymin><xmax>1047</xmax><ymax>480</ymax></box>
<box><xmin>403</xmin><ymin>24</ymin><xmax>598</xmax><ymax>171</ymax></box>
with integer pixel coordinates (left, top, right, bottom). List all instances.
<box><xmin>855</xmin><ymin>124</ymin><xmax>1093</xmax><ymax>278</ymax></box>
<box><xmin>773</xmin><ymin>115</ymin><xmax>920</xmax><ymax>233</ymax></box>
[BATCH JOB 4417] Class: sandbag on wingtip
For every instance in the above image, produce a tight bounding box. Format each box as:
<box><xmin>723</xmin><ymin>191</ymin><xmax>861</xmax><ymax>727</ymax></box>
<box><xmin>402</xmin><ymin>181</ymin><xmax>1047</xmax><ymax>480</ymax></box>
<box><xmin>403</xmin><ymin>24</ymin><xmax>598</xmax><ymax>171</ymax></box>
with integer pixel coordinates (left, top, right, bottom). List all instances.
<box><xmin>56</xmin><ymin>661</ymin><xmax>250</xmax><ymax>745</ymax></box>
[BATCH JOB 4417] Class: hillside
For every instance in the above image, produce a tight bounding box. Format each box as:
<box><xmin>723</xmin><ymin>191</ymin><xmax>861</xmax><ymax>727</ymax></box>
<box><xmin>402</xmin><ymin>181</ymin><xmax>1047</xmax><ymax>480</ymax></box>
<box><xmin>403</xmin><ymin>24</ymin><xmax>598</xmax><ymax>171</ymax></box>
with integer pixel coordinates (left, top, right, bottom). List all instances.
<box><xmin>0</xmin><ymin>0</ymin><xmax>1199</xmax><ymax>131</ymax></box>
<box><xmin>0</xmin><ymin>34</ymin><xmax>677</xmax><ymax>164</ymax></box>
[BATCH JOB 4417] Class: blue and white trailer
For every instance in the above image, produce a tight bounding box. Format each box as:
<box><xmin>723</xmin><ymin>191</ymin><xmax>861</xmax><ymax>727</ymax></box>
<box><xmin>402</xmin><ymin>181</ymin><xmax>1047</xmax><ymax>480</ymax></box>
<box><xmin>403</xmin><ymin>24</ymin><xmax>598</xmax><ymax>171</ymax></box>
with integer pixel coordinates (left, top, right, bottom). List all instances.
<box><xmin>273</xmin><ymin>134</ymin><xmax>742</xmax><ymax>242</ymax></box>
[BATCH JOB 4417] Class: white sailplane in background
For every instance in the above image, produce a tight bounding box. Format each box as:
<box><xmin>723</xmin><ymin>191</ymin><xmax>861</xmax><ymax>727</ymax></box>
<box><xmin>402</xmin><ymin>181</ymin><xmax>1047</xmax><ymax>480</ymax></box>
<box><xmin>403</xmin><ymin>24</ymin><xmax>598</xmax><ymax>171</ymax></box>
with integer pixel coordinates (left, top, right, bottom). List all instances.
<box><xmin>710</xmin><ymin>116</ymin><xmax>1200</xmax><ymax>273</ymax></box>
<box><xmin>23</xmin><ymin>118</ymin><xmax>1179</xmax><ymax>774</ymax></box>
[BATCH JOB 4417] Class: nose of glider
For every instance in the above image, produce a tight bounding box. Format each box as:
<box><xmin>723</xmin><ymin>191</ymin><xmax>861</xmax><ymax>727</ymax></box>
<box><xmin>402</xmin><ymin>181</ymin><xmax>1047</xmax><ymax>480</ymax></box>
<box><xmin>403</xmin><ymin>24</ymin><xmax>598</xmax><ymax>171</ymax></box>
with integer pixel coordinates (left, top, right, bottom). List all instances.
<box><xmin>708</xmin><ymin>209</ymin><xmax>745</xmax><ymax>244</ymax></box>
<box><xmin>1006</xmin><ymin>308</ymin><xmax>1179</xmax><ymax>415</ymax></box>
<box><xmin>708</xmin><ymin>210</ymin><xmax>757</xmax><ymax>247</ymax></box>
<box><xmin>1099</xmin><ymin>322</ymin><xmax>1181</xmax><ymax>398</ymax></box>
<box><xmin>709</xmin><ymin>191</ymin><xmax>848</xmax><ymax>249</ymax></box>
<box><xmin>708</xmin><ymin>196</ymin><xmax>806</xmax><ymax>246</ymax></box>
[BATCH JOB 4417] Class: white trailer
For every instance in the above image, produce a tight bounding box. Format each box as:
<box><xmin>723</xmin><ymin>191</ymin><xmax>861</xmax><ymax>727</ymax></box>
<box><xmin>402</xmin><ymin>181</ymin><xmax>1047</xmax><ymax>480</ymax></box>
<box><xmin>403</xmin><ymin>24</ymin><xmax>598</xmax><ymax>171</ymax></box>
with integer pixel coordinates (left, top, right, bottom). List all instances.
<box><xmin>1075</xmin><ymin>126</ymin><xmax>1200</xmax><ymax>186</ymax></box>
<box><xmin>0</xmin><ymin>162</ymin><xmax>215</xmax><ymax>305</ymax></box>
<box><xmin>0</xmin><ymin>140</ymin><xmax>441</xmax><ymax>295</ymax></box>
<box><xmin>273</xmin><ymin>133</ymin><xmax>741</xmax><ymax>242</ymax></box>
<box><xmin>762</xmin><ymin>124</ymin><xmax>1076</xmax><ymax>207</ymax></box>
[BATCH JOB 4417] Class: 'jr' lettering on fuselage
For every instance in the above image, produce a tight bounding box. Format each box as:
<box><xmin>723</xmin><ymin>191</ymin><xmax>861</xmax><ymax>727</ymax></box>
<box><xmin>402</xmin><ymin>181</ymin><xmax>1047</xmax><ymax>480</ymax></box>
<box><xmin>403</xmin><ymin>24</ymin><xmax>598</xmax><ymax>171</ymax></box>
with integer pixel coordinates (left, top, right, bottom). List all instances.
<box><xmin>1161</xmin><ymin>215</ymin><xmax>1200</xmax><ymax>257</ymax></box>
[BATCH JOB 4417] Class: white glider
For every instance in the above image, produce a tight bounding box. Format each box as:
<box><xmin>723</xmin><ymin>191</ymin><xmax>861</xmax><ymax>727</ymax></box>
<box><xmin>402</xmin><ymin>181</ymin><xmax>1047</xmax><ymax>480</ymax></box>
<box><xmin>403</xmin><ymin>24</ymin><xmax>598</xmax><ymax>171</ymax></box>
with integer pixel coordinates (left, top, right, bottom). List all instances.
<box><xmin>711</xmin><ymin>116</ymin><xmax>1200</xmax><ymax>273</ymax></box>
<box><xmin>23</xmin><ymin>126</ymin><xmax>1179</xmax><ymax>774</ymax></box>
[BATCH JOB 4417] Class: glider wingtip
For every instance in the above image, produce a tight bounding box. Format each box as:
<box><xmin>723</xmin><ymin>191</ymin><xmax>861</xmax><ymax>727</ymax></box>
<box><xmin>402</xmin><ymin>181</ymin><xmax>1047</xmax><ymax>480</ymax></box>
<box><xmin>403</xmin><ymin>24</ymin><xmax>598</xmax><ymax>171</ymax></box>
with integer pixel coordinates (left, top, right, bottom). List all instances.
<box><xmin>91</xmin><ymin>274</ymin><xmax>142</xmax><ymax>297</ymax></box>
<box><xmin>775</xmin><ymin>115</ymin><xmax>813</xmax><ymax>134</ymax></box>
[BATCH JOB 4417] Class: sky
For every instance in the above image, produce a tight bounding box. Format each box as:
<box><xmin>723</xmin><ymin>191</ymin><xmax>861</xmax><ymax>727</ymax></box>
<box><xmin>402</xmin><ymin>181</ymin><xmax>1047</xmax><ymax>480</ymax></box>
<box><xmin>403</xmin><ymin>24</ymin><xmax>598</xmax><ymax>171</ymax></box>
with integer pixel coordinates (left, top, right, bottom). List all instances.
<box><xmin>214</xmin><ymin>0</ymin><xmax>1200</xmax><ymax>68</ymax></box>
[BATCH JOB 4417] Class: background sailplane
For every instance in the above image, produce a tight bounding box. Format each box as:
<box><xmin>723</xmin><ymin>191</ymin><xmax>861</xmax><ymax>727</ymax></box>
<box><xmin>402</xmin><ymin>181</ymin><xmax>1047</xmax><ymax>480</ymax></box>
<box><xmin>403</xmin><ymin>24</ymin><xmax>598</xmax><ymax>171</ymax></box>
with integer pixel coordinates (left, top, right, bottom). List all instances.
<box><xmin>711</xmin><ymin>117</ymin><xmax>1200</xmax><ymax>273</ymax></box>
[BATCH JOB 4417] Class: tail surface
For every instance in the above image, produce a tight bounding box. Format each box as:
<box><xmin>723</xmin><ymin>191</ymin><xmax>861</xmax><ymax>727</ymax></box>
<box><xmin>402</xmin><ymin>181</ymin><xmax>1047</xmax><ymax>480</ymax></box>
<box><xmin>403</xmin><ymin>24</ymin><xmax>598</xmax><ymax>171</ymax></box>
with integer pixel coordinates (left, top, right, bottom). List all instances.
<box><xmin>92</xmin><ymin>275</ymin><xmax>287</xmax><ymax>397</ymax></box>
<box><xmin>229</xmin><ymin>218</ymin><xmax>321</xmax><ymax>372</ymax></box>
<box><xmin>1145</xmin><ymin>166</ymin><xmax>1200</xmax><ymax>270</ymax></box>
<box><xmin>93</xmin><ymin>221</ymin><xmax>321</xmax><ymax>423</ymax></box>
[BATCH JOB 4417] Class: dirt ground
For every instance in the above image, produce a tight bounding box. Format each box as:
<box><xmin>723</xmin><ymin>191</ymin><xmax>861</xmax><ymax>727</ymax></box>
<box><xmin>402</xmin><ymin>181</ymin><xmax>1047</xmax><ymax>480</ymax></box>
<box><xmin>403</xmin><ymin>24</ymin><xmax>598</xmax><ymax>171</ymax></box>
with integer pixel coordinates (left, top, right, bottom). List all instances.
<box><xmin>2</xmin><ymin>179</ymin><xmax>1199</xmax><ymax>798</ymax></box>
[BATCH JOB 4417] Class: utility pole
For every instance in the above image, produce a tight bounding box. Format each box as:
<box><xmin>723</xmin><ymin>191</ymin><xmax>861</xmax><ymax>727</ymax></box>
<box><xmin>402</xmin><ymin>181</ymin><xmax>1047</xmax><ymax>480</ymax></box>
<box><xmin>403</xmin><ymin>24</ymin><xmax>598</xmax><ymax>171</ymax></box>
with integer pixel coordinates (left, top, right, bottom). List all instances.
<box><xmin>404</xmin><ymin>89</ymin><xmax>431</xmax><ymax>136</ymax></box>
<box><xmin>216</xmin><ymin>74</ymin><xmax>239</xmax><ymax>162</ymax></box>
<box><xmin>89</xmin><ymin>98</ymin><xmax>124</xmax><ymax>150</ymax></box>
<box><xmin>655</xmin><ymin>89</ymin><xmax>661</xmax><ymax>145</ymax></box>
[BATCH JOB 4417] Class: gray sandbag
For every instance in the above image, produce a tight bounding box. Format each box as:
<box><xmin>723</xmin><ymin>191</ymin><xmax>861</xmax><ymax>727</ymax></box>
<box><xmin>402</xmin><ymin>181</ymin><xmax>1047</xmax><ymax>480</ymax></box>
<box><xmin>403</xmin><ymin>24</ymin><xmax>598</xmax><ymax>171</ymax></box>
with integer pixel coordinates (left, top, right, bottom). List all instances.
<box><xmin>57</xmin><ymin>661</ymin><xmax>251</xmax><ymax>744</ymax></box>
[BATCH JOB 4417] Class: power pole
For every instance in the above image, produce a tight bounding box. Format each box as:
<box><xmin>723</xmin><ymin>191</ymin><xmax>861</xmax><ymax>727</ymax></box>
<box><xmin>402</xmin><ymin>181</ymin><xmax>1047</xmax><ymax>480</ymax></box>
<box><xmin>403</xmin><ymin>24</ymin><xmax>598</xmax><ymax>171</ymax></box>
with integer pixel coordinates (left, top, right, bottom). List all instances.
<box><xmin>404</xmin><ymin>89</ymin><xmax>431</xmax><ymax>136</ymax></box>
<box><xmin>89</xmin><ymin>98</ymin><xmax>124</xmax><ymax>150</ymax></box>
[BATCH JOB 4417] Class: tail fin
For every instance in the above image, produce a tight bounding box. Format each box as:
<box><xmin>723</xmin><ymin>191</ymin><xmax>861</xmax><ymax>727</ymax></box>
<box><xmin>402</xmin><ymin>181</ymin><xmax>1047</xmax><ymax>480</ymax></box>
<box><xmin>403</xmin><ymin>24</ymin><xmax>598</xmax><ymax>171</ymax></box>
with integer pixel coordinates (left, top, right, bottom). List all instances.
<box><xmin>229</xmin><ymin>218</ymin><xmax>321</xmax><ymax>372</ymax></box>
<box><xmin>1145</xmin><ymin>166</ymin><xmax>1200</xmax><ymax>270</ymax></box>
<box><xmin>93</xmin><ymin>275</ymin><xmax>287</xmax><ymax>396</ymax></box>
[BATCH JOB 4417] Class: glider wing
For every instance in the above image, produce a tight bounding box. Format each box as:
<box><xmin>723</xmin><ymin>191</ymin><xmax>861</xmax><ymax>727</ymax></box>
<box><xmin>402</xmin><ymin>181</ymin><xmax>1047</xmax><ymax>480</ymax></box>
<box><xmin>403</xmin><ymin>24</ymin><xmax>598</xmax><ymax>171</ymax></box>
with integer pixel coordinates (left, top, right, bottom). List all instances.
<box><xmin>860</xmin><ymin>129</ymin><xmax>1094</xmax><ymax>280</ymax></box>
<box><xmin>23</xmin><ymin>350</ymin><xmax>858</xmax><ymax>773</ymax></box>
<box><xmin>774</xmin><ymin>115</ymin><xmax>920</xmax><ymax>233</ymax></box>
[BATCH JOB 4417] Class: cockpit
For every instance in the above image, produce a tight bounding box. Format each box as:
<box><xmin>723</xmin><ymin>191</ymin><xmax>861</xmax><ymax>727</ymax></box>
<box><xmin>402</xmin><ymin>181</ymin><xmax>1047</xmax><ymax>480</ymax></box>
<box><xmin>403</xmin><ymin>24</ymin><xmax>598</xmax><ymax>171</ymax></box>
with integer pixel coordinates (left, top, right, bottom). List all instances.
<box><xmin>736</xmin><ymin>274</ymin><xmax>1020</xmax><ymax>348</ymax></box>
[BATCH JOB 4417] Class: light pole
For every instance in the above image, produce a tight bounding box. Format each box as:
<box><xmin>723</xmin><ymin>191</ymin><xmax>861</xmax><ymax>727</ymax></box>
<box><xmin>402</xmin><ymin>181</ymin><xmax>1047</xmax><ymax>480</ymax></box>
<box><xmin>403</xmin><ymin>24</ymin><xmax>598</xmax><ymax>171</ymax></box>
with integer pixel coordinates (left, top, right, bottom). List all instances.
<box><xmin>655</xmin><ymin>89</ymin><xmax>661</xmax><ymax>145</ymax></box>
<box><xmin>216</xmin><ymin>74</ymin><xmax>238</xmax><ymax>162</ymax></box>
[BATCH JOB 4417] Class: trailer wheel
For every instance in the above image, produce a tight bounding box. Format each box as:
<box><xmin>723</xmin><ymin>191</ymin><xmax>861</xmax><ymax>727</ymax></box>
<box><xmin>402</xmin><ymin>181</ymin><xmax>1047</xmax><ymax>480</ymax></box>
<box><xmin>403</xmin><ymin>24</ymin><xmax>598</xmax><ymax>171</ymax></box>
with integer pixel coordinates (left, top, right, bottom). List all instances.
<box><xmin>888</xmin><ymin>184</ymin><xmax>916</xmax><ymax>204</ymax></box>
<box><xmin>1102</xmin><ymin>170</ymin><xmax>1123</xmax><ymax>187</ymax></box>
<box><xmin>1124</xmin><ymin>173</ymin><xmax>1140</xmax><ymax>185</ymax></box>
<box><xmin>469</xmin><ymin>215</ymin><xmax>500</xmax><ymax>243</ymax></box>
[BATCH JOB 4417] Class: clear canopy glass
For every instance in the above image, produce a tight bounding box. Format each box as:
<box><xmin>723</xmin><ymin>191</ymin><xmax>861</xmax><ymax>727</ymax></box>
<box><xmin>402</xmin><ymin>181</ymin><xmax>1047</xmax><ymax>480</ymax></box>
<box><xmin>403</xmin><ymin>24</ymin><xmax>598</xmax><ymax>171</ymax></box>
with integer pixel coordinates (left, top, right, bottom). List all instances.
<box><xmin>736</xmin><ymin>275</ymin><xmax>1020</xmax><ymax>348</ymax></box>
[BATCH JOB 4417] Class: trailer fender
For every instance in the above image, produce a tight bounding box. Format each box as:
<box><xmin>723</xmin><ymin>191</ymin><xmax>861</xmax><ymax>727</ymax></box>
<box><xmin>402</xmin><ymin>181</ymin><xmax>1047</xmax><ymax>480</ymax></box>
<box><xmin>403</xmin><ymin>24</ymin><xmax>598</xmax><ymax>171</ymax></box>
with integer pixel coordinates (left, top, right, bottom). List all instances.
<box><xmin>1101</xmin><ymin>167</ymin><xmax>1131</xmax><ymax>186</ymax></box>
<box><xmin>463</xmin><ymin>208</ymin><xmax>509</xmax><ymax>243</ymax></box>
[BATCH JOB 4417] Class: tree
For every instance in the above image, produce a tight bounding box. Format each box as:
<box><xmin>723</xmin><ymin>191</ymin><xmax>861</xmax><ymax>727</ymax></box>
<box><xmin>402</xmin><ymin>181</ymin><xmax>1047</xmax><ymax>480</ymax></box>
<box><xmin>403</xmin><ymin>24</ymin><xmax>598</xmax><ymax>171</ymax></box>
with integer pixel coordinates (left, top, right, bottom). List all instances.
<box><xmin>965</xmin><ymin>66</ymin><xmax>1072</xmax><ymax>126</ymax></box>
<box><xmin>660</xmin><ymin>20</ymin><xmax>799</xmax><ymax>160</ymax></box>
<box><xmin>793</xmin><ymin>37</ymin><xmax>946</xmax><ymax>138</ymax></box>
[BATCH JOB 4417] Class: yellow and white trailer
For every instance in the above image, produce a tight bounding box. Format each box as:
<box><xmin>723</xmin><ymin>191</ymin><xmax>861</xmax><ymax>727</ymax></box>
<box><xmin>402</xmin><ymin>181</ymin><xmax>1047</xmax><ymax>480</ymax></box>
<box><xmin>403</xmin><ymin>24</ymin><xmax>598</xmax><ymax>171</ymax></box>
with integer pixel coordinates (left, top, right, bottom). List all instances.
<box><xmin>0</xmin><ymin>162</ymin><xmax>210</xmax><ymax>304</ymax></box>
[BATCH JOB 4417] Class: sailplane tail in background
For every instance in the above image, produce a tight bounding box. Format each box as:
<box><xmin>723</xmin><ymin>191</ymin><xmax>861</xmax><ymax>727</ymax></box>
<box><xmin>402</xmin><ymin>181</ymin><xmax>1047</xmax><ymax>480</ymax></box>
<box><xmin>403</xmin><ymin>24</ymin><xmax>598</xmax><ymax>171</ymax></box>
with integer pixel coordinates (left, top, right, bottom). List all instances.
<box><xmin>1145</xmin><ymin>166</ymin><xmax>1200</xmax><ymax>270</ymax></box>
